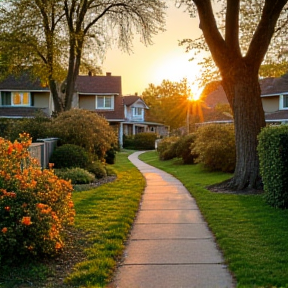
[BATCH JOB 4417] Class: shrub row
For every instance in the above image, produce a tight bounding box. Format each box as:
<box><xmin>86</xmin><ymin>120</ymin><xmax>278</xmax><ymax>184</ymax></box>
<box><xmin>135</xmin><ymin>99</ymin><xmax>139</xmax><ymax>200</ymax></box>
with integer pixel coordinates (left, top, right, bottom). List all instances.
<box><xmin>123</xmin><ymin>132</ymin><xmax>157</xmax><ymax>150</ymax></box>
<box><xmin>157</xmin><ymin>124</ymin><xmax>235</xmax><ymax>172</ymax></box>
<box><xmin>0</xmin><ymin>109</ymin><xmax>118</xmax><ymax>162</ymax></box>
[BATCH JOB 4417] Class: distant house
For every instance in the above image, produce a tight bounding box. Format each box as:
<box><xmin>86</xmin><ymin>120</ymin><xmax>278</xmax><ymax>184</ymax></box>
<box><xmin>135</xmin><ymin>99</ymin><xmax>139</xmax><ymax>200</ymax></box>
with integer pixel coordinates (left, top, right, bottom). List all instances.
<box><xmin>0</xmin><ymin>72</ymin><xmax>168</xmax><ymax>146</ymax></box>
<box><xmin>0</xmin><ymin>73</ymin><xmax>52</xmax><ymax>117</ymax></box>
<box><xmin>260</xmin><ymin>73</ymin><xmax>288</xmax><ymax>123</ymax></box>
<box><xmin>203</xmin><ymin>73</ymin><xmax>288</xmax><ymax>124</ymax></box>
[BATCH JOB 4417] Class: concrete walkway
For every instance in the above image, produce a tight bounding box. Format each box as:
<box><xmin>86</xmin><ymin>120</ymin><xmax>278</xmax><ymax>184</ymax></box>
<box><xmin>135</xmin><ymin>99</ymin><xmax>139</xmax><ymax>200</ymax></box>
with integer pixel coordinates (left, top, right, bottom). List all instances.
<box><xmin>111</xmin><ymin>151</ymin><xmax>235</xmax><ymax>288</ymax></box>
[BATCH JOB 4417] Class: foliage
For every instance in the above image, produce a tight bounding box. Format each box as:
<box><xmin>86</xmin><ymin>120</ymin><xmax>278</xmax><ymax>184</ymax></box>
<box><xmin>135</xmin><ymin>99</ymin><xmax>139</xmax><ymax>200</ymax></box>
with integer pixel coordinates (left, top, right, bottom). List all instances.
<box><xmin>0</xmin><ymin>113</ymin><xmax>51</xmax><ymax>142</ymax></box>
<box><xmin>134</xmin><ymin>132</ymin><xmax>158</xmax><ymax>150</ymax></box>
<box><xmin>86</xmin><ymin>161</ymin><xmax>107</xmax><ymax>179</ymax></box>
<box><xmin>142</xmin><ymin>78</ymin><xmax>191</xmax><ymax>131</ymax></box>
<box><xmin>50</xmin><ymin>109</ymin><xmax>117</xmax><ymax>160</ymax></box>
<box><xmin>54</xmin><ymin>168</ymin><xmax>95</xmax><ymax>185</ymax></box>
<box><xmin>0</xmin><ymin>0</ymin><xmax>166</xmax><ymax>112</ymax></box>
<box><xmin>193</xmin><ymin>124</ymin><xmax>236</xmax><ymax>172</ymax></box>
<box><xmin>49</xmin><ymin>144</ymin><xmax>90</xmax><ymax>169</ymax></box>
<box><xmin>123</xmin><ymin>133</ymin><xmax>157</xmax><ymax>150</ymax></box>
<box><xmin>257</xmin><ymin>125</ymin><xmax>288</xmax><ymax>208</ymax></box>
<box><xmin>139</xmin><ymin>151</ymin><xmax>288</xmax><ymax>287</ymax></box>
<box><xmin>0</xmin><ymin>134</ymin><xmax>75</xmax><ymax>263</ymax></box>
<box><xmin>105</xmin><ymin>147</ymin><xmax>117</xmax><ymax>164</ymax></box>
<box><xmin>175</xmin><ymin>134</ymin><xmax>198</xmax><ymax>164</ymax></box>
<box><xmin>157</xmin><ymin>136</ymin><xmax>179</xmax><ymax>160</ymax></box>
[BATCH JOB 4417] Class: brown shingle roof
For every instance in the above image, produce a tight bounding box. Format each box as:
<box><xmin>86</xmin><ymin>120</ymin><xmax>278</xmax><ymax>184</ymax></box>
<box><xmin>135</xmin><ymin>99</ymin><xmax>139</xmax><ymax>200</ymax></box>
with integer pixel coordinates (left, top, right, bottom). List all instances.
<box><xmin>260</xmin><ymin>73</ymin><xmax>288</xmax><ymax>95</ymax></box>
<box><xmin>123</xmin><ymin>95</ymin><xmax>141</xmax><ymax>106</ymax></box>
<box><xmin>76</xmin><ymin>75</ymin><xmax>122</xmax><ymax>94</ymax></box>
<box><xmin>0</xmin><ymin>73</ymin><xmax>49</xmax><ymax>91</ymax></box>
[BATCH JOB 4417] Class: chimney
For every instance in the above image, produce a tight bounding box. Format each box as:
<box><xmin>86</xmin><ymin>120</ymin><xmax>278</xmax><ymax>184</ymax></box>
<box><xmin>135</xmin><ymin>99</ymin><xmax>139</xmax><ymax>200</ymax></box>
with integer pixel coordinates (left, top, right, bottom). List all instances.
<box><xmin>106</xmin><ymin>72</ymin><xmax>111</xmax><ymax>76</ymax></box>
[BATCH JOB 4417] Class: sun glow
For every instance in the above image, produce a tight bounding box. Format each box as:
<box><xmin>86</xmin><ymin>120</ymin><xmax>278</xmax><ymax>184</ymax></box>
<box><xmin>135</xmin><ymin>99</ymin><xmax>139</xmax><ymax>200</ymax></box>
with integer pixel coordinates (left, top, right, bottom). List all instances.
<box><xmin>151</xmin><ymin>51</ymin><xmax>203</xmax><ymax>100</ymax></box>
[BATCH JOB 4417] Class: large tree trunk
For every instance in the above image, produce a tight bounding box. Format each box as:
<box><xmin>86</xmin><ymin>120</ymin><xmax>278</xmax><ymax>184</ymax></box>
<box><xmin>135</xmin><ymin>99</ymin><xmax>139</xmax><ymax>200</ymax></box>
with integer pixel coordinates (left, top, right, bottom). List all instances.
<box><xmin>64</xmin><ymin>37</ymin><xmax>82</xmax><ymax>111</ymax></box>
<box><xmin>49</xmin><ymin>78</ymin><xmax>63</xmax><ymax>113</ymax></box>
<box><xmin>222</xmin><ymin>68</ymin><xmax>266</xmax><ymax>190</ymax></box>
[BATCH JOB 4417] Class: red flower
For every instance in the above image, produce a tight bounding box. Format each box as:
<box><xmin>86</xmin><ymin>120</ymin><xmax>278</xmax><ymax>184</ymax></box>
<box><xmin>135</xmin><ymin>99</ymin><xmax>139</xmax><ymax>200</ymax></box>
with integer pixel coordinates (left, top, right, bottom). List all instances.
<box><xmin>21</xmin><ymin>216</ymin><xmax>32</xmax><ymax>226</ymax></box>
<box><xmin>2</xmin><ymin>227</ymin><xmax>8</xmax><ymax>233</ymax></box>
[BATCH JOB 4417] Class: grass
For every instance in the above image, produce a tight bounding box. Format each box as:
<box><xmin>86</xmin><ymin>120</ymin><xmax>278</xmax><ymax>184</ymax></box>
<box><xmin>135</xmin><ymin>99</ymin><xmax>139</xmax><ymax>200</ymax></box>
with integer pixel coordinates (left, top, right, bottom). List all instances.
<box><xmin>0</xmin><ymin>150</ymin><xmax>145</xmax><ymax>288</ymax></box>
<box><xmin>139</xmin><ymin>151</ymin><xmax>288</xmax><ymax>288</ymax></box>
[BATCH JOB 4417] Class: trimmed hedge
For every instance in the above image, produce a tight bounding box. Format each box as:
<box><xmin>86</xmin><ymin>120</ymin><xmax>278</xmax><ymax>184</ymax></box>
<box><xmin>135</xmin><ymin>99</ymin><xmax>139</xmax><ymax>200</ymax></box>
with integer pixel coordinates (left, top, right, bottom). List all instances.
<box><xmin>258</xmin><ymin>125</ymin><xmax>288</xmax><ymax>208</ymax></box>
<box><xmin>123</xmin><ymin>133</ymin><xmax>157</xmax><ymax>150</ymax></box>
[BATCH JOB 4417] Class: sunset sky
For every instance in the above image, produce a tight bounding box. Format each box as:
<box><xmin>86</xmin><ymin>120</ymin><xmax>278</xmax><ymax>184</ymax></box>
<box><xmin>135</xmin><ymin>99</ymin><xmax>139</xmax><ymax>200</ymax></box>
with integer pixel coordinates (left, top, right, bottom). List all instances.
<box><xmin>102</xmin><ymin>2</ymin><xmax>204</xmax><ymax>97</ymax></box>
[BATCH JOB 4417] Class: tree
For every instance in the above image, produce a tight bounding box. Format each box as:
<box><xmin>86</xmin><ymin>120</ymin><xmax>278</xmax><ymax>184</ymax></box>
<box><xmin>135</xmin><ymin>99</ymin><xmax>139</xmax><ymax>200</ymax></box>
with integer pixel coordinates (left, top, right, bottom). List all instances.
<box><xmin>177</xmin><ymin>0</ymin><xmax>288</xmax><ymax>190</ymax></box>
<box><xmin>0</xmin><ymin>0</ymin><xmax>166</xmax><ymax>112</ymax></box>
<box><xmin>142</xmin><ymin>78</ymin><xmax>191</xmax><ymax>131</ymax></box>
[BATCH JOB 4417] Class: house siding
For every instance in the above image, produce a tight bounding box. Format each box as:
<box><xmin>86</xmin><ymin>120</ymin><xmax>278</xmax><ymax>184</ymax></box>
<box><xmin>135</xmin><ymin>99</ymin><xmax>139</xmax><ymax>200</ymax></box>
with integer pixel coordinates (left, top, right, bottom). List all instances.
<box><xmin>79</xmin><ymin>95</ymin><xmax>95</xmax><ymax>110</ymax></box>
<box><xmin>33</xmin><ymin>92</ymin><xmax>50</xmax><ymax>108</ymax></box>
<box><xmin>262</xmin><ymin>96</ymin><xmax>279</xmax><ymax>112</ymax></box>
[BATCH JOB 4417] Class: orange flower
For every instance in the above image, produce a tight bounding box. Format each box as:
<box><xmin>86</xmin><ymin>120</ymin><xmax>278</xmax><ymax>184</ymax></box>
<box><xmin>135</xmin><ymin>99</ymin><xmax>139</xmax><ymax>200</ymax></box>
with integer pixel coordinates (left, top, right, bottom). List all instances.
<box><xmin>4</xmin><ymin>206</ymin><xmax>10</xmax><ymax>211</ymax></box>
<box><xmin>48</xmin><ymin>163</ymin><xmax>54</xmax><ymax>169</ymax></box>
<box><xmin>2</xmin><ymin>227</ymin><xmax>8</xmax><ymax>233</ymax></box>
<box><xmin>7</xmin><ymin>145</ymin><xmax>13</xmax><ymax>154</ymax></box>
<box><xmin>55</xmin><ymin>242</ymin><xmax>62</xmax><ymax>250</ymax></box>
<box><xmin>21</xmin><ymin>216</ymin><xmax>32</xmax><ymax>226</ymax></box>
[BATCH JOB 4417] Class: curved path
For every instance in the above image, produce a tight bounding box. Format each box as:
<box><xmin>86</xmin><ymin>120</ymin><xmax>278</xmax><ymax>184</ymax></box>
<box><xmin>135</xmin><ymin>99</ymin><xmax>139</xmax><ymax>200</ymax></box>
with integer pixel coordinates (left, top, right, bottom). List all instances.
<box><xmin>111</xmin><ymin>151</ymin><xmax>235</xmax><ymax>288</ymax></box>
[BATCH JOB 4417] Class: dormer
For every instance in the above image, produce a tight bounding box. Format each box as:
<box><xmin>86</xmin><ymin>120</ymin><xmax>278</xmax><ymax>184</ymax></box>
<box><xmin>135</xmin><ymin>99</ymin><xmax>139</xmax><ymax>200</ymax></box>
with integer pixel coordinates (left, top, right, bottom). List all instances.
<box><xmin>123</xmin><ymin>95</ymin><xmax>149</xmax><ymax>121</ymax></box>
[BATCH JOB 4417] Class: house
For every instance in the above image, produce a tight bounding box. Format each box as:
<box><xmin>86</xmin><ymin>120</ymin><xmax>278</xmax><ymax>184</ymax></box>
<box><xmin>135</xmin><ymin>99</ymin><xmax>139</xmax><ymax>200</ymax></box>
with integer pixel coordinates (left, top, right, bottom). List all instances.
<box><xmin>75</xmin><ymin>73</ymin><xmax>168</xmax><ymax>145</ymax></box>
<box><xmin>0</xmin><ymin>73</ymin><xmax>52</xmax><ymax>117</ymax></box>
<box><xmin>0</xmin><ymin>72</ymin><xmax>168</xmax><ymax>146</ymax></box>
<box><xmin>203</xmin><ymin>73</ymin><xmax>288</xmax><ymax>124</ymax></box>
<box><xmin>260</xmin><ymin>73</ymin><xmax>288</xmax><ymax>123</ymax></box>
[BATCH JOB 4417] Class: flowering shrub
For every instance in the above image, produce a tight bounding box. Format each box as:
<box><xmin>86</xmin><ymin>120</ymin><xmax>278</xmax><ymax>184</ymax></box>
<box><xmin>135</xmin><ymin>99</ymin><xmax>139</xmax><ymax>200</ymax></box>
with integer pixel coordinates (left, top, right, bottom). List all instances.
<box><xmin>0</xmin><ymin>133</ymin><xmax>75</xmax><ymax>263</ymax></box>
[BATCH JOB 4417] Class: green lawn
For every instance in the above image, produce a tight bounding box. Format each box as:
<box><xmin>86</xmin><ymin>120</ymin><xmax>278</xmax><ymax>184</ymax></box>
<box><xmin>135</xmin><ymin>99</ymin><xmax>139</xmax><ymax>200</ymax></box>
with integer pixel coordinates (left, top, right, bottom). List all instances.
<box><xmin>2</xmin><ymin>150</ymin><xmax>288</xmax><ymax>288</ymax></box>
<box><xmin>139</xmin><ymin>151</ymin><xmax>288</xmax><ymax>288</ymax></box>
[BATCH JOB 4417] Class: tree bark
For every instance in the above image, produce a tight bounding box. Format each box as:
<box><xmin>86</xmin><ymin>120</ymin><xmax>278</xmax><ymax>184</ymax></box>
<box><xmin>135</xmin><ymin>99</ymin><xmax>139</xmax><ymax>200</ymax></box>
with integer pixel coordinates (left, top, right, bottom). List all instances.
<box><xmin>222</xmin><ymin>66</ymin><xmax>266</xmax><ymax>190</ymax></box>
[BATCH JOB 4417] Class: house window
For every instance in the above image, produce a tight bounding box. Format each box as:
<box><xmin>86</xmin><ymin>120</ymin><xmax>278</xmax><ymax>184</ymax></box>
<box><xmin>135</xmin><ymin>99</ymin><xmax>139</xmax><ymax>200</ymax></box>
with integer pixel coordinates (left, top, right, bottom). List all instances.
<box><xmin>1</xmin><ymin>92</ymin><xmax>11</xmax><ymax>105</ymax></box>
<box><xmin>12</xmin><ymin>92</ymin><xmax>30</xmax><ymax>106</ymax></box>
<box><xmin>96</xmin><ymin>95</ymin><xmax>114</xmax><ymax>109</ymax></box>
<box><xmin>283</xmin><ymin>95</ymin><xmax>288</xmax><ymax>108</ymax></box>
<box><xmin>133</xmin><ymin>107</ymin><xmax>143</xmax><ymax>116</ymax></box>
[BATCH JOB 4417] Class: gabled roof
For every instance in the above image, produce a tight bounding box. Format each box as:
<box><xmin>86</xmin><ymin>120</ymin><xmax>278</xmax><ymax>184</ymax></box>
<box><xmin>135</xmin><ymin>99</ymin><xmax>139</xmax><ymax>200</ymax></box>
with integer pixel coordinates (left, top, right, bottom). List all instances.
<box><xmin>76</xmin><ymin>74</ymin><xmax>122</xmax><ymax>95</ymax></box>
<box><xmin>123</xmin><ymin>95</ymin><xmax>149</xmax><ymax>109</ymax></box>
<box><xmin>0</xmin><ymin>73</ymin><xmax>49</xmax><ymax>91</ymax></box>
<box><xmin>260</xmin><ymin>73</ymin><xmax>288</xmax><ymax>96</ymax></box>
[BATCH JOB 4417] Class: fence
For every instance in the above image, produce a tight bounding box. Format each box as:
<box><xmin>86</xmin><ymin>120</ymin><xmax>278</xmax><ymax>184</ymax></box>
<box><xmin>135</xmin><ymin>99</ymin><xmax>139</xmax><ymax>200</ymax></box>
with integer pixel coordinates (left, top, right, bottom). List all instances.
<box><xmin>29</xmin><ymin>138</ymin><xmax>58</xmax><ymax>168</ymax></box>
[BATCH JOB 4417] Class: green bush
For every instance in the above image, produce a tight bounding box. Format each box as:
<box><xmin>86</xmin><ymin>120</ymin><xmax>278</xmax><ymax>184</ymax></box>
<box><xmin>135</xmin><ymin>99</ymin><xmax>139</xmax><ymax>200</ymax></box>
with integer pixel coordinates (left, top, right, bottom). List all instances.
<box><xmin>123</xmin><ymin>133</ymin><xmax>157</xmax><ymax>150</ymax></box>
<box><xmin>134</xmin><ymin>132</ymin><xmax>157</xmax><ymax>150</ymax></box>
<box><xmin>54</xmin><ymin>168</ymin><xmax>95</xmax><ymax>184</ymax></box>
<box><xmin>0</xmin><ymin>112</ymin><xmax>51</xmax><ymax>142</ymax></box>
<box><xmin>175</xmin><ymin>134</ymin><xmax>198</xmax><ymax>164</ymax></box>
<box><xmin>257</xmin><ymin>125</ymin><xmax>288</xmax><ymax>208</ymax></box>
<box><xmin>105</xmin><ymin>147</ymin><xmax>117</xmax><ymax>164</ymax></box>
<box><xmin>50</xmin><ymin>109</ymin><xmax>117</xmax><ymax>160</ymax></box>
<box><xmin>193</xmin><ymin>124</ymin><xmax>235</xmax><ymax>172</ymax></box>
<box><xmin>123</xmin><ymin>135</ymin><xmax>135</xmax><ymax>149</ymax></box>
<box><xmin>157</xmin><ymin>136</ymin><xmax>179</xmax><ymax>160</ymax></box>
<box><xmin>86</xmin><ymin>162</ymin><xmax>107</xmax><ymax>179</ymax></box>
<box><xmin>50</xmin><ymin>144</ymin><xmax>90</xmax><ymax>169</ymax></box>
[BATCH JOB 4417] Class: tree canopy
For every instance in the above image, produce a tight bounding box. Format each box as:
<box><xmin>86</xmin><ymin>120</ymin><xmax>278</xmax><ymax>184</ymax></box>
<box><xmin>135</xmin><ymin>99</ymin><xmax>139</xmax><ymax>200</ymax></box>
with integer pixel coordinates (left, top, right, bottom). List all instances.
<box><xmin>142</xmin><ymin>78</ymin><xmax>191</xmax><ymax>131</ymax></box>
<box><xmin>0</xmin><ymin>0</ymin><xmax>166</xmax><ymax>111</ymax></box>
